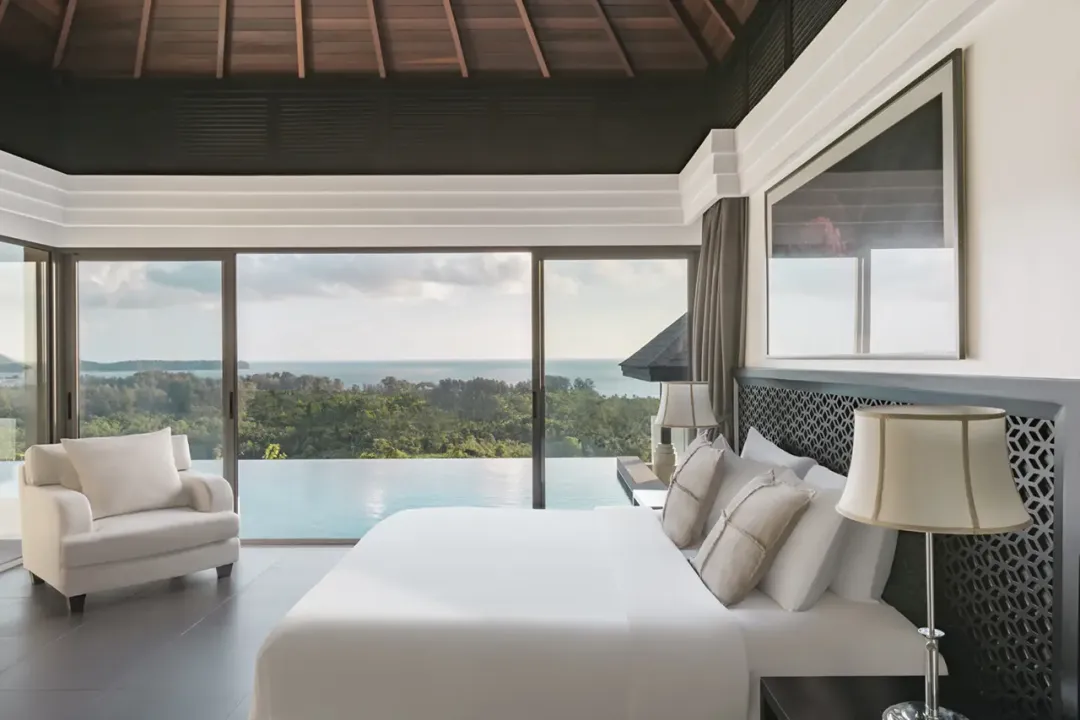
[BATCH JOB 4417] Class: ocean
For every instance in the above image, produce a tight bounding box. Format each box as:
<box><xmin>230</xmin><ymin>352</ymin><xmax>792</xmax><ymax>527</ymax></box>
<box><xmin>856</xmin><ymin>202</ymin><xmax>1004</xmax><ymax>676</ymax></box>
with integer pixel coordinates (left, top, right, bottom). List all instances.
<box><xmin>81</xmin><ymin>358</ymin><xmax>660</xmax><ymax>398</ymax></box>
<box><xmin>0</xmin><ymin>457</ymin><xmax>631</xmax><ymax>540</ymax></box>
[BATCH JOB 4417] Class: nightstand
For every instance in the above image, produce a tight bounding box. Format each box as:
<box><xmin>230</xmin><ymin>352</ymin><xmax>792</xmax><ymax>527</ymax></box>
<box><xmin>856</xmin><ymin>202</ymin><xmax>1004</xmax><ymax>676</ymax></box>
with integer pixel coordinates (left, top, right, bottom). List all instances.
<box><xmin>616</xmin><ymin>456</ymin><xmax>667</xmax><ymax>504</ymax></box>
<box><xmin>761</xmin><ymin>676</ymin><xmax>998</xmax><ymax>720</ymax></box>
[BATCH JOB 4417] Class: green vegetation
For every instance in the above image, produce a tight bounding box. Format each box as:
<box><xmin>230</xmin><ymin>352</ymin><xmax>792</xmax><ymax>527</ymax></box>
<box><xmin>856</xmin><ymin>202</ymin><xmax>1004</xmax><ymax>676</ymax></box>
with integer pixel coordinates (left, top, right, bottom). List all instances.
<box><xmin>0</xmin><ymin>370</ymin><xmax>658</xmax><ymax>461</ymax></box>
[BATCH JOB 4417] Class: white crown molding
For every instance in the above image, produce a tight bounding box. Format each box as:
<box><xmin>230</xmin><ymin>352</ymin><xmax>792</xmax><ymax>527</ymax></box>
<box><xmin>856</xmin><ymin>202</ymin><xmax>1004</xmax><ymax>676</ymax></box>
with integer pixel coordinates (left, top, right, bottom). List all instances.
<box><xmin>0</xmin><ymin>150</ymin><xmax>66</xmax><ymax>246</ymax></box>
<box><xmin>679</xmin><ymin>0</ymin><xmax>1000</xmax><ymax>213</ymax></box>
<box><xmin>1</xmin><ymin>167</ymin><xmax>697</xmax><ymax>248</ymax></box>
<box><xmin>736</xmin><ymin>0</ymin><xmax>999</xmax><ymax>196</ymax></box>
<box><xmin>678</xmin><ymin>130</ymin><xmax>739</xmax><ymax>223</ymax></box>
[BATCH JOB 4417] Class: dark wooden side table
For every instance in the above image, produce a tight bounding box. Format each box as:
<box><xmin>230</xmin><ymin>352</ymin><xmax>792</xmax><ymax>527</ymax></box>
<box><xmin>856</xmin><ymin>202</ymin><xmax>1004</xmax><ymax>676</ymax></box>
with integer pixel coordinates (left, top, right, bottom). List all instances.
<box><xmin>761</xmin><ymin>676</ymin><xmax>997</xmax><ymax>720</ymax></box>
<box><xmin>616</xmin><ymin>456</ymin><xmax>666</xmax><ymax>503</ymax></box>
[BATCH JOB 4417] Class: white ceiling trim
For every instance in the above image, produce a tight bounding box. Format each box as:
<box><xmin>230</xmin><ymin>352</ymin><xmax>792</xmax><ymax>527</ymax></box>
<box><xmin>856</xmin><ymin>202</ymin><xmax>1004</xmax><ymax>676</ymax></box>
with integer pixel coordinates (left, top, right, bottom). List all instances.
<box><xmin>0</xmin><ymin>163</ymin><xmax>698</xmax><ymax>248</ymax></box>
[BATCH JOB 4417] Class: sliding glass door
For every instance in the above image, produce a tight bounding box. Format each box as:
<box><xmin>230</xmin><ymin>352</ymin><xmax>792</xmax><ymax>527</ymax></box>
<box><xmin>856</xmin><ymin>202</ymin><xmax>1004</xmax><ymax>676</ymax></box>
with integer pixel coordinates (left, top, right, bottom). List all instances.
<box><xmin>74</xmin><ymin>259</ymin><xmax>228</xmax><ymax>477</ymax></box>
<box><xmin>55</xmin><ymin>248</ymin><xmax>695</xmax><ymax>540</ymax></box>
<box><xmin>0</xmin><ymin>240</ymin><xmax>50</xmax><ymax>564</ymax></box>
<box><xmin>235</xmin><ymin>252</ymin><xmax>533</xmax><ymax>539</ymax></box>
<box><xmin>540</xmin><ymin>255</ymin><xmax>692</xmax><ymax>508</ymax></box>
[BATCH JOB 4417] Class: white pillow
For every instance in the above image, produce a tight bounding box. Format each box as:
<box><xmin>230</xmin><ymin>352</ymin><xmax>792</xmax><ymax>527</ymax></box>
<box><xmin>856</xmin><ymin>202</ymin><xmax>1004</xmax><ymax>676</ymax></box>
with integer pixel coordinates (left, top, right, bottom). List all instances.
<box><xmin>759</xmin><ymin>484</ymin><xmax>849</xmax><ymax>611</ymax></box>
<box><xmin>702</xmin><ymin>451</ymin><xmax>778</xmax><ymax>536</ymax></box>
<box><xmin>171</xmin><ymin>434</ymin><xmax>193</xmax><ymax>472</ymax></box>
<box><xmin>741</xmin><ymin>428</ymin><xmax>817</xmax><ymax>478</ymax></box>
<box><xmin>803</xmin><ymin>465</ymin><xmax>899</xmax><ymax>602</ymax></box>
<box><xmin>23</xmin><ymin>443</ymin><xmax>82</xmax><ymax>490</ymax></box>
<box><xmin>61</xmin><ymin>429</ymin><xmax>184</xmax><ymax>520</ymax></box>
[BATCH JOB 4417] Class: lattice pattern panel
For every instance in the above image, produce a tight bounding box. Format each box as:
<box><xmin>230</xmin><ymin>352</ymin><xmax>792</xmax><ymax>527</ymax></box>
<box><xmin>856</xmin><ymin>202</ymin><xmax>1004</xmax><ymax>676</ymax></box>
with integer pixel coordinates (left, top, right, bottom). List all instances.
<box><xmin>737</xmin><ymin>382</ymin><xmax>1054</xmax><ymax>720</ymax></box>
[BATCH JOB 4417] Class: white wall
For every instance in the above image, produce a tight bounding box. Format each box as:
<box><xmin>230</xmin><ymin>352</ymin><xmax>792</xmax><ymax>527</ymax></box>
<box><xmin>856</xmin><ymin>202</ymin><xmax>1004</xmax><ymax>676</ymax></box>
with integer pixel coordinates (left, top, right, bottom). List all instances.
<box><xmin>743</xmin><ymin>0</ymin><xmax>1080</xmax><ymax>379</ymax></box>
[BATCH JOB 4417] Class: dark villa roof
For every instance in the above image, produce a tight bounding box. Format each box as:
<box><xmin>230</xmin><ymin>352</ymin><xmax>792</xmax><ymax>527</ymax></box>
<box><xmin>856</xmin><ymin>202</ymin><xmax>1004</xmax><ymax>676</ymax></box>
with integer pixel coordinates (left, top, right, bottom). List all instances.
<box><xmin>620</xmin><ymin>313</ymin><xmax>689</xmax><ymax>383</ymax></box>
<box><xmin>0</xmin><ymin>0</ymin><xmax>758</xmax><ymax>78</ymax></box>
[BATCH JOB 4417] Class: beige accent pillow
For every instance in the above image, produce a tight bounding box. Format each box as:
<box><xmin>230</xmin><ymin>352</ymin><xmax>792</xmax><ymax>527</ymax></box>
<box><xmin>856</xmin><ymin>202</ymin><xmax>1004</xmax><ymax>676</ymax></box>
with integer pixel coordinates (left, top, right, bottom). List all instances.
<box><xmin>61</xmin><ymin>428</ymin><xmax>183</xmax><ymax>520</ymax></box>
<box><xmin>661</xmin><ymin>436</ymin><xmax>724</xmax><ymax>548</ymax></box>
<box><xmin>692</xmin><ymin>471</ymin><xmax>814</xmax><ymax>606</ymax></box>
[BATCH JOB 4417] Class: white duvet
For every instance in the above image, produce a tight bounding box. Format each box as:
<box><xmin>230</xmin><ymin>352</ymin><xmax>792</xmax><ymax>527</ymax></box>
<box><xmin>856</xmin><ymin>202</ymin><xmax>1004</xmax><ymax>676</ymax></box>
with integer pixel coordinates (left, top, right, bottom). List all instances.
<box><xmin>251</xmin><ymin>507</ymin><xmax>750</xmax><ymax>720</ymax></box>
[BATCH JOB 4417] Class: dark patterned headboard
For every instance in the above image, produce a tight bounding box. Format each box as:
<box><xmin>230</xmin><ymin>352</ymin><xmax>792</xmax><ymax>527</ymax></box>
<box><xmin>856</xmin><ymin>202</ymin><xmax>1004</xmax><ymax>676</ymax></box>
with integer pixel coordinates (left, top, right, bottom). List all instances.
<box><xmin>736</xmin><ymin>372</ymin><xmax>1062</xmax><ymax>720</ymax></box>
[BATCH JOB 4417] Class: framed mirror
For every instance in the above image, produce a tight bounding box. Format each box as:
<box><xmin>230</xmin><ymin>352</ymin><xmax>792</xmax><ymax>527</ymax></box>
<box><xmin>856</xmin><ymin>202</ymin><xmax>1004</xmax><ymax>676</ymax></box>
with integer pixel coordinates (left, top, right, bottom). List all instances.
<box><xmin>766</xmin><ymin>50</ymin><xmax>965</xmax><ymax>359</ymax></box>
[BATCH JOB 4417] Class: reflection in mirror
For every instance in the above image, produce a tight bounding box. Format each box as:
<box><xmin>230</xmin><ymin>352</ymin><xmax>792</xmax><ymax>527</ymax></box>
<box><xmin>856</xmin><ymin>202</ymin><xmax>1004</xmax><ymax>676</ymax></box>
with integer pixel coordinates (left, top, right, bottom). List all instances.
<box><xmin>766</xmin><ymin>52</ymin><xmax>963</xmax><ymax>358</ymax></box>
<box><xmin>768</xmin><ymin>257</ymin><xmax>858</xmax><ymax>356</ymax></box>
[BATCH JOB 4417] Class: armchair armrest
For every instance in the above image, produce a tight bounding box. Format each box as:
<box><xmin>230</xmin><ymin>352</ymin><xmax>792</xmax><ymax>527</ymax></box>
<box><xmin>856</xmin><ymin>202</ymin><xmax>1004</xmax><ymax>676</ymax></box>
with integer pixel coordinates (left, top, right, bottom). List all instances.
<box><xmin>179</xmin><ymin>470</ymin><xmax>235</xmax><ymax>513</ymax></box>
<box><xmin>20</xmin><ymin>483</ymin><xmax>93</xmax><ymax>537</ymax></box>
<box><xmin>20</xmin><ymin>483</ymin><xmax>94</xmax><ymax>579</ymax></box>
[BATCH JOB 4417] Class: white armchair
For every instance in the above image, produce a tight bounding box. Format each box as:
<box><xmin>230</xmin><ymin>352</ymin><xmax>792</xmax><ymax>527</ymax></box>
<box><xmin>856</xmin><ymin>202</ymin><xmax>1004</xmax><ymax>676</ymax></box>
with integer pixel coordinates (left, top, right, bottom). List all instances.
<box><xmin>19</xmin><ymin>434</ymin><xmax>240</xmax><ymax>613</ymax></box>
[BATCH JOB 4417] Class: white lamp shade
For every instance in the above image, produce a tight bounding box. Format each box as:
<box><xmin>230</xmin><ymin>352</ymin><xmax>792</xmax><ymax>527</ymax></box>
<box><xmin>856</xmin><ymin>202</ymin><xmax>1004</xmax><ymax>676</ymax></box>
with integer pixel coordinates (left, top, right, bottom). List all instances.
<box><xmin>837</xmin><ymin>406</ymin><xmax>1031</xmax><ymax>534</ymax></box>
<box><xmin>656</xmin><ymin>382</ymin><xmax>719</xmax><ymax>429</ymax></box>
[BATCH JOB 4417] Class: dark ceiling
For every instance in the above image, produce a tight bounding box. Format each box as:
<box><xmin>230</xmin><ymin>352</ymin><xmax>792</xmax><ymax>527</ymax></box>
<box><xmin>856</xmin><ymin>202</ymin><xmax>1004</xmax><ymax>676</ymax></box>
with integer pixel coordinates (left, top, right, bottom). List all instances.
<box><xmin>0</xmin><ymin>0</ymin><xmax>758</xmax><ymax>77</ymax></box>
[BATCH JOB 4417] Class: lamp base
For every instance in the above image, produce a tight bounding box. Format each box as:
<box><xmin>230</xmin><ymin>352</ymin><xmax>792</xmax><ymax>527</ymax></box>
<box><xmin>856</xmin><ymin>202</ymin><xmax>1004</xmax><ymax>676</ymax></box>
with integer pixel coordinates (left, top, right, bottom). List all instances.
<box><xmin>653</xmin><ymin>443</ymin><xmax>676</xmax><ymax>484</ymax></box>
<box><xmin>883</xmin><ymin>701</ymin><xmax>969</xmax><ymax>720</ymax></box>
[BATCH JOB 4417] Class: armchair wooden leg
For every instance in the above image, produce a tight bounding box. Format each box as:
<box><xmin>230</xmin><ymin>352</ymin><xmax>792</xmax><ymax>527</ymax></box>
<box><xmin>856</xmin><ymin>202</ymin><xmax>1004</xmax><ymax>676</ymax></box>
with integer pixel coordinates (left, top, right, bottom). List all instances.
<box><xmin>68</xmin><ymin>595</ymin><xmax>86</xmax><ymax>614</ymax></box>
<box><xmin>216</xmin><ymin>563</ymin><xmax>233</xmax><ymax>580</ymax></box>
<box><xmin>28</xmin><ymin>572</ymin><xmax>44</xmax><ymax>586</ymax></box>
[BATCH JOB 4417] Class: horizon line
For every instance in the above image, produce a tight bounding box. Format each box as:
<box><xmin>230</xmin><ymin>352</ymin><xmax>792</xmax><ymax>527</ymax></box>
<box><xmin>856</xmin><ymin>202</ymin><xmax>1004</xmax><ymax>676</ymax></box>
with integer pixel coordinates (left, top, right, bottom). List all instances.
<box><xmin>76</xmin><ymin>357</ymin><xmax>629</xmax><ymax>364</ymax></box>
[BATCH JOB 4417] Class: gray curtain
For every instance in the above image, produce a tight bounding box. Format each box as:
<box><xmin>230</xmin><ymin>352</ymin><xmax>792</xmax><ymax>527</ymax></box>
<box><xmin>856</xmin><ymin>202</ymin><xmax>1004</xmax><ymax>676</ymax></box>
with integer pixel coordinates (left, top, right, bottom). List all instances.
<box><xmin>691</xmin><ymin>197</ymin><xmax>748</xmax><ymax>444</ymax></box>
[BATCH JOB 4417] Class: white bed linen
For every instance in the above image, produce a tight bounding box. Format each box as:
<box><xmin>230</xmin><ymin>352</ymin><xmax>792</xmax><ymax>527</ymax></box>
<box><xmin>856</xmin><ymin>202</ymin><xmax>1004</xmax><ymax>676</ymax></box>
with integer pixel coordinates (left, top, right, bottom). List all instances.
<box><xmin>732</xmin><ymin>590</ymin><xmax>936</xmax><ymax>720</ymax></box>
<box><xmin>251</xmin><ymin>506</ymin><xmax>749</xmax><ymax>720</ymax></box>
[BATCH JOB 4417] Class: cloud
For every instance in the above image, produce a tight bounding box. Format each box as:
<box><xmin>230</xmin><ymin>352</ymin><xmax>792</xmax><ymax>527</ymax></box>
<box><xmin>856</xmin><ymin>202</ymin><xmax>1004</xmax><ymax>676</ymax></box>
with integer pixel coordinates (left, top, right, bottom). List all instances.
<box><xmin>544</xmin><ymin>258</ymin><xmax>687</xmax><ymax>296</ymax></box>
<box><xmin>238</xmin><ymin>253</ymin><xmax>529</xmax><ymax>301</ymax></box>
<box><xmin>77</xmin><ymin>254</ymin><xmax>695</xmax><ymax>311</ymax></box>
<box><xmin>79</xmin><ymin>253</ymin><xmax>532</xmax><ymax>310</ymax></box>
<box><xmin>80</xmin><ymin>262</ymin><xmax>221</xmax><ymax>309</ymax></box>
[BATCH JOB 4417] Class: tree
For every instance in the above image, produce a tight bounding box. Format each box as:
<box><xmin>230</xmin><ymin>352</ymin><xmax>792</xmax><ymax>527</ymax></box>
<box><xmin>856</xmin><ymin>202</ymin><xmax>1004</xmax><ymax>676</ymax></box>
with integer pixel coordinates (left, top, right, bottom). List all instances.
<box><xmin>34</xmin><ymin>369</ymin><xmax>659</xmax><ymax>463</ymax></box>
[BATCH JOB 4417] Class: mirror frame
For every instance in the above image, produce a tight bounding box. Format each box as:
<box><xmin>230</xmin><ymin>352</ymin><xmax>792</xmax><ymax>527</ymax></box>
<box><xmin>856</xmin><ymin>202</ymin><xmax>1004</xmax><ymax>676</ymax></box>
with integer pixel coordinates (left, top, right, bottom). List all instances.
<box><xmin>764</xmin><ymin>49</ymin><xmax>966</xmax><ymax>360</ymax></box>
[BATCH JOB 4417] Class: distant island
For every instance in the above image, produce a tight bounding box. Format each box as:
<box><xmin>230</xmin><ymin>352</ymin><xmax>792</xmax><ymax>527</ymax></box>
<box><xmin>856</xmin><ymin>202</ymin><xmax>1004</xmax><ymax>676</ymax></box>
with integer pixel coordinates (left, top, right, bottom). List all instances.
<box><xmin>0</xmin><ymin>354</ymin><xmax>27</xmax><ymax>374</ymax></box>
<box><xmin>81</xmin><ymin>360</ymin><xmax>251</xmax><ymax>372</ymax></box>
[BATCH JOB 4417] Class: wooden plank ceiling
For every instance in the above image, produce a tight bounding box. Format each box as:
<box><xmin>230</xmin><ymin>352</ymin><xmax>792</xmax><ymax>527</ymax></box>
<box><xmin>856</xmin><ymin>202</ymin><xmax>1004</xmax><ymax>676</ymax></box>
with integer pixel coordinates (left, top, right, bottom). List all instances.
<box><xmin>0</xmin><ymin>0</ymin><xmax>756</xmax><ymax>76</ymax></box>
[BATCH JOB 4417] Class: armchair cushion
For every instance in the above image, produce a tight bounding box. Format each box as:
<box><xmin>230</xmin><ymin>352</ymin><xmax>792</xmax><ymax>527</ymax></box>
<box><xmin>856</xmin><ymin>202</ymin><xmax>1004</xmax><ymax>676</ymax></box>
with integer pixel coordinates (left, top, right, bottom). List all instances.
<box><xmin>62</xmin><ymin>508</ymin><xmax>240</xmax><ymax>569</ymax></box>
<box><xmin>23</xmin><ymin>444</ymin><xmax>83</xmax><ymax>491</ymax></box>
<box><xmin>180</xmin><ymin>470</ymin><xmax>234</xmax><ymax>513</ymax></box>
<box><xmin>61</xmin><ymin>429</ymin><xmax>182</xmax><ymax>520</ymax></box>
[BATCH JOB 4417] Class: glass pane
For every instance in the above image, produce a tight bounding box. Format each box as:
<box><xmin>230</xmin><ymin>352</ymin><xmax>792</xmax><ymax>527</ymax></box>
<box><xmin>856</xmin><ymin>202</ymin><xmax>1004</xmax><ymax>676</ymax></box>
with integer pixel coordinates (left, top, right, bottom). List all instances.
<box><xmin>77</xmin><ymin>261</ymin><xmax>224</xmax><ymax>476</ymax></box>
<box><xmin>768</xmin><ymin>257</ymin><xmax>859</xmax><ymax>356</ymax></box>
<box><xmin>543</xmin><ymin>258</ymin><xmax>689</xmax><ymax>508</ymax></box>
<box><xmin>236</xmin><ymin>253</ymin><xmax>533</xmax><ymax>539</ymax></box>
<box><xmin>869</xmin><ymin>248</ymin><xmax>957</xmax><ymax>354</ymax></box>
<box><xmin>0</xmin><ymin>242</ymin><xmax>48</xmax><ymax>561</ymax></box>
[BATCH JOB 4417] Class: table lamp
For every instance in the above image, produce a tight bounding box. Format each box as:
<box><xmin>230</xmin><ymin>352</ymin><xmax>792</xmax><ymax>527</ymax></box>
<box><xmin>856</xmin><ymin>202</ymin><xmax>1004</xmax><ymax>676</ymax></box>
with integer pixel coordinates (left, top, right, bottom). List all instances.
<box><xmin>837</xmin><ymin>406</ymin><xmax>1031</xmax><ymax>720</ymax></box>
<box><xmin>654</xmin><ymin>381</ymin><xmax>719</xmax><ymax>484</ymax></box>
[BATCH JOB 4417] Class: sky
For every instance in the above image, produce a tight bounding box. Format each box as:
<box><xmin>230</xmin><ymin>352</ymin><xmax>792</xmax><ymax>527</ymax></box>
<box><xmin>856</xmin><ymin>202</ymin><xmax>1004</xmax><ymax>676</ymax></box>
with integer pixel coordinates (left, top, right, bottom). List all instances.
<box><xmin>0</xmin><ymin>253</ymin><xmax>689</xmax><ymax>364</ymax></box>
<box><xmin>2</xmin><ymin>245</ymin><xmax>959</xmax><ymax>364</ymax></box>
<box><xmin>0</xmin><ymin>244</ymin><xmax>38</xmax><ymax>365</ymax></box>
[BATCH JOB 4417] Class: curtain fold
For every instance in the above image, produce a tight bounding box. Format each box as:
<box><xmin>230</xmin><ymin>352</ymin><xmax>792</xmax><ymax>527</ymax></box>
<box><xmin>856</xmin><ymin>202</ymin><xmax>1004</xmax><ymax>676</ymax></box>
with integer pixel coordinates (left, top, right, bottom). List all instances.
<box><xmin>691</xmin><ymin>197</ymin><xmax>748</xmax><ymax>444</ymax></box>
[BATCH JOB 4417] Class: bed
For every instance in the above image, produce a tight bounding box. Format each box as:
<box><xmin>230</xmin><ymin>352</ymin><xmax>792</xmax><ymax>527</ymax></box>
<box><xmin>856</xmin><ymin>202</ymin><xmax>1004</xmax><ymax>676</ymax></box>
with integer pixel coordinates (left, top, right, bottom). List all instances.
<box><xmin>250</xmin><ymin>506</ymin><xmax>928</xmax><ymax>720</ymax></box>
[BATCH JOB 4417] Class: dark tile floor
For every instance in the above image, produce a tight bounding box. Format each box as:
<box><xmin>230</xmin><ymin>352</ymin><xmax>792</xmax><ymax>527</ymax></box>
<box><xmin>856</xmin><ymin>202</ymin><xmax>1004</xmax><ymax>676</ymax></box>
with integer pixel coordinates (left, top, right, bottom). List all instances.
<box><xmin>0</xmin><ymin>546</ymin><xmax>349</xmax><ymax>720</ymax></box>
